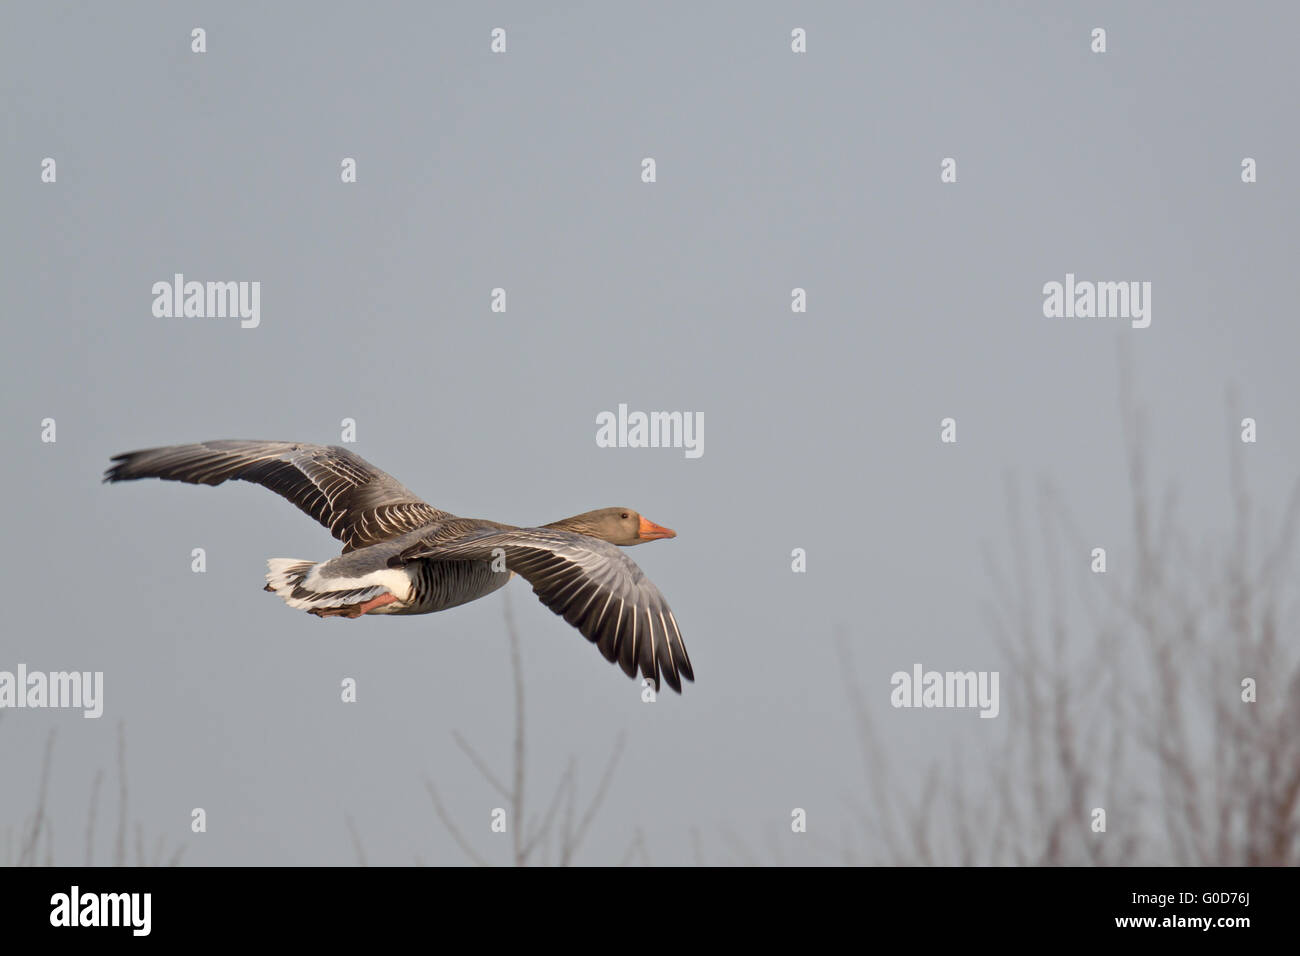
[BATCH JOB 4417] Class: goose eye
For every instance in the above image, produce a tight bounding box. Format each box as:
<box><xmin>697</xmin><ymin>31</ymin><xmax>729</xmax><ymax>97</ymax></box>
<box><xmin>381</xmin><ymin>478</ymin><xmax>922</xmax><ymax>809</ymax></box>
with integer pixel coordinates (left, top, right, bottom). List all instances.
<box><xmin>620</xmin><ymin>512</ymin><xmax>629</xmax><ymax>519</ymax></box>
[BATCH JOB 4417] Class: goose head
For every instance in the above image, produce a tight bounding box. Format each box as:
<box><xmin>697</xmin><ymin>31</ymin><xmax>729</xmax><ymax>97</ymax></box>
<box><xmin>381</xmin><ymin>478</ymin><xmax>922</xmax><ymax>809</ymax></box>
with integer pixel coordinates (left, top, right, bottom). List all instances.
<box><xmin>547</xmin><ymin>507</ymin><xmax>676</xmax><ymax>546</ymax></box>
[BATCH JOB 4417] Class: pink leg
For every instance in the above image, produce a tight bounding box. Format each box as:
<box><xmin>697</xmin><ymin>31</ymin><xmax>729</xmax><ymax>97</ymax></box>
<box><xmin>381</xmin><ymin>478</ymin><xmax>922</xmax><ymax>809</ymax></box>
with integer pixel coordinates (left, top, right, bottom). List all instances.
<box><xmin>357</xmin><ymin>592</ymin><xmax>397</xmax><ymax>615</ymax></box>
<box><xmin>310</xmin><ymin>606</ymin><xmax>355</xmax><ymax>618</ymax></box>
<box><xmin>310</xmin><ymin>593</ymin><xmax>396</xmax><ymax>618</ymax></box>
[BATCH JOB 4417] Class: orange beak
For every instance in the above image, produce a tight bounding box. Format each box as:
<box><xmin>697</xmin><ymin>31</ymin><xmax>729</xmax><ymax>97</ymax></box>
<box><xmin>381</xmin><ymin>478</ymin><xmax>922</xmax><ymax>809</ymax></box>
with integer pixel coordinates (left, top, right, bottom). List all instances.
<box><xmin>637</xmin><ymin>516</ymin><xmax>677</xmax><ymax>541</ymax></box>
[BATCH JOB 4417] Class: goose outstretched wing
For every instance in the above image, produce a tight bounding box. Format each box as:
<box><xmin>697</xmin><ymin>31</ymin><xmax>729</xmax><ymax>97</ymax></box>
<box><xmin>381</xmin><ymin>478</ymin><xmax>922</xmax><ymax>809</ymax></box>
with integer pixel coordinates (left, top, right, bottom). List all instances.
<box><xmin>105</xmin><ymin>440</ymin><xmax>447</xmax><ymax>552</ymax></box>
<box><xmin>394</xmin><ymin>527</ymin><xmax>693</xmax><ymax>693</ymax></box>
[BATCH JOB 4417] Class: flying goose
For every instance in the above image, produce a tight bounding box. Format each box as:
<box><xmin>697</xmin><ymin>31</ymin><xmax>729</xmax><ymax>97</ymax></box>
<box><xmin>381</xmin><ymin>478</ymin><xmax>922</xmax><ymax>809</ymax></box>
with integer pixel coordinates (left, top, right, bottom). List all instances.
<box><xmin>104</xmin><ymin>441</ymin><xmax>693</xmax><ymax>692</ymax></box>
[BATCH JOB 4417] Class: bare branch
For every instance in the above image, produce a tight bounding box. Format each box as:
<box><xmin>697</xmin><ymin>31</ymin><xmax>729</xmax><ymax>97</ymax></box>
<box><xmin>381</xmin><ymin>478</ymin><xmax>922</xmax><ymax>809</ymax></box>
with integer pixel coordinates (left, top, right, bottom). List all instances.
<box><xmin>424</xmin><ymin>779</ymin><xmax>490</xmax><ymax>867</ymax></box>
<box><xmin>84</xmin><ymin>769</ymin><xmax>103</xmax><ymax>867</ymax></box>
<box><xmin>450</xmin><ymin>731</ymin><xmax>510</xmax><ymax>799</ymax></box>
<box><xmin>17</xmin><ymin>730</ymin><xmax>55</xmax><ymax>867</ymax></box>
<box><xmin>345</xmin><ymin>813</ymin><xmax>367</xmax><ymax>866</ymax></box>
<box><xmin>564</xmin><ymin>732</ymin><xmax>627</xmax><ymax>863</ymax></box>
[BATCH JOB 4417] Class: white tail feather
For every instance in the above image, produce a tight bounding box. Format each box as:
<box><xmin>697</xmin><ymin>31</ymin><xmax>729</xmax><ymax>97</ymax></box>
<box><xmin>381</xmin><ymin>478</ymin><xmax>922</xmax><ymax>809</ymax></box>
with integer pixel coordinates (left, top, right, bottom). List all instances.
<box><xmin>264</xmin><ymin>558</ymin><xmax>389</xmax><ymax>612</ymax></box>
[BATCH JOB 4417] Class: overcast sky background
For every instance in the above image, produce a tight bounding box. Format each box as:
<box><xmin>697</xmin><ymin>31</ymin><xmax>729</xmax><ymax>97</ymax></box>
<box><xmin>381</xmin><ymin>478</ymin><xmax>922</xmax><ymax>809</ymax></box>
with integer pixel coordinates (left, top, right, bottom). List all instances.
<box><xmin>3</xmin><ymin>2</ymin><xmax>1298</xmax><ymax>865</ymax></box>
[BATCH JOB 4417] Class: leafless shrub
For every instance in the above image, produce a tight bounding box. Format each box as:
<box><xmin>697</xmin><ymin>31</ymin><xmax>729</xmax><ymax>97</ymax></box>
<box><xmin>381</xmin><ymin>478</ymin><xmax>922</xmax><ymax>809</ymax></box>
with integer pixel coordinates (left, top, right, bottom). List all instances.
<box><xmin>426</xmin><ymin>594</ymin><xmax>630</xmax><ymax>866</ymax></box>
<box><xmin>3</xmin><ymin>718</ymin><xmax>185</xmax><ymax>866</ymax></box>
<box><xmin>843</xmin><ymin>369</ymin><xmax>1300</xmax><ymax>865</ymax></box>
<box><xmin>347</xmin><ymin>594</ymin><xmax>635</xmax><ymax>866</ymax></box>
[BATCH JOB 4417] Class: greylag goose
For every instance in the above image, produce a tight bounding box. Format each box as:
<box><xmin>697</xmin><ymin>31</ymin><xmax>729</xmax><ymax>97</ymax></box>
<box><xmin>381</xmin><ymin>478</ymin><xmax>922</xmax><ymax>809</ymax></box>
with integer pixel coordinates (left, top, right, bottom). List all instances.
<box><xmin>104</xmin><ymin>441</ymin><xmax>693</xmax><ymax>692</ymax></box>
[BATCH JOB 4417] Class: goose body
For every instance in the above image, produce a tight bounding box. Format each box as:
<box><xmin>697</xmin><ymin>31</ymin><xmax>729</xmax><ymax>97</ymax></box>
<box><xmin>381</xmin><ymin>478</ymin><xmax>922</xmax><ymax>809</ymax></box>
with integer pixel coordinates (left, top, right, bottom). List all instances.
<box><xmin>105</xmin><ymin>441</ymin><xmax>693</xmax><ymax>692</ymax></box>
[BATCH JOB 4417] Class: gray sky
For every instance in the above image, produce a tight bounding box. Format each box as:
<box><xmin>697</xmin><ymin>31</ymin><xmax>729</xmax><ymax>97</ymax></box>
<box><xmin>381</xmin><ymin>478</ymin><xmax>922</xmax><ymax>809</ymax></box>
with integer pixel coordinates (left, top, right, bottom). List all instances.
<box><xmin>2</xmin><ymin>1</ymin><xmax>1298</xmax><ymax>865</ymax></box>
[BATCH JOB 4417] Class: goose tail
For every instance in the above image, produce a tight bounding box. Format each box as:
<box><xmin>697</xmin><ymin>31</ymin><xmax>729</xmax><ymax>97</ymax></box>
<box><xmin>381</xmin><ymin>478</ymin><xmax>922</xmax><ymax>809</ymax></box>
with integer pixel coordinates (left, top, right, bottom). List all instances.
<box><xmin>264</xmin><ymin>558</ymin><xmax>390</xmax><ymax>615</ymax></box>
